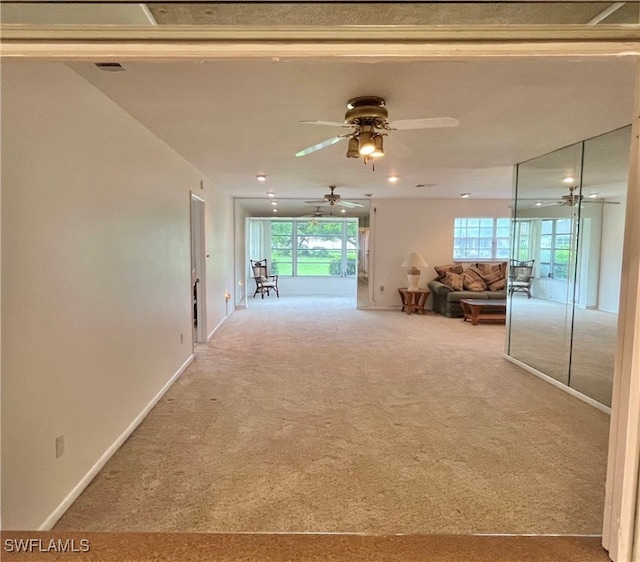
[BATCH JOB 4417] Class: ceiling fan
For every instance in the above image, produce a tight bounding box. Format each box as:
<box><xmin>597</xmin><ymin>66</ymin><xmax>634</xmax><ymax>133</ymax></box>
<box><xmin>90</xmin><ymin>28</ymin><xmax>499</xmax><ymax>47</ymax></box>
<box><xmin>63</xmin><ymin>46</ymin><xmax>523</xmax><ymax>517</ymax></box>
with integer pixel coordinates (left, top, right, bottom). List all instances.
<box><xmin>305</xmin><ymin>186</ymin><xmax>364</xmax><ymax>208</ymax></box>
<box><xmin>302</xmin><ymin>206</ymin><xmax>327</xmax><ymax>218</ymax></box>
<box><xmin>521</xmin><ymin>185</ymin><xmax>621</xmax><ymax>208</ymax></box>
<box><xmin>295</xmin><ymin>96</ymin><xmax>459</xmax><ymax>162</ymax></box>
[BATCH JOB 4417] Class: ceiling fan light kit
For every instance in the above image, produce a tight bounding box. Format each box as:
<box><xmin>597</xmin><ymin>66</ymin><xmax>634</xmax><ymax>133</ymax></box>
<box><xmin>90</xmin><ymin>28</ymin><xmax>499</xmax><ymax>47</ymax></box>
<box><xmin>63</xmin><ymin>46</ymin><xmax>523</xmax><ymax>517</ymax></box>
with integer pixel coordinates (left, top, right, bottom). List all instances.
<box><xmin>371</xmin><ymin>135</ymin><xmax>385</xmax><ymax>158</ymax></box>
<box><xmin>346</xmin><ymin>137</ymin><xmax>359</xmax><ymax>158</ymax></box>
<box><xmin>358</xmin><ymin>128</ymin><xmax>376</xmax><ymax>156</ymax></box>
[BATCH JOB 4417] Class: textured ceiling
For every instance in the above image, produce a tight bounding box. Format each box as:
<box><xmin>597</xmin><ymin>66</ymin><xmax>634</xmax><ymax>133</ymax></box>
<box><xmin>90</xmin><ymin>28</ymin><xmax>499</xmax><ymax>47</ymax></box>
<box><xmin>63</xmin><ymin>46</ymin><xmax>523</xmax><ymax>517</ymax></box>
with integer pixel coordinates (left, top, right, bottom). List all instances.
<box><xmin>147</xmin><ymin>2</ymin><xmax>640</xmax><ymax>26</ymax></box>
<box><xmin>2</xmin><ymin>2</ymin><xmax>639</xmax><ymax>26</ymax></box>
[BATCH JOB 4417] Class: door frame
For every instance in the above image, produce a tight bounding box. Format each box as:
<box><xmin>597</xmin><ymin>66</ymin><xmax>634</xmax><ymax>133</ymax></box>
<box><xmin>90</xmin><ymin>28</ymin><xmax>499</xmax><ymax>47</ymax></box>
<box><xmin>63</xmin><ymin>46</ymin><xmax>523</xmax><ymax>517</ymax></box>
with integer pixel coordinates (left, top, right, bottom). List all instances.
<box><xmin>190</xmin><ymin>192</ymin><xmax>207</xmax><ymax>344</ymax></box>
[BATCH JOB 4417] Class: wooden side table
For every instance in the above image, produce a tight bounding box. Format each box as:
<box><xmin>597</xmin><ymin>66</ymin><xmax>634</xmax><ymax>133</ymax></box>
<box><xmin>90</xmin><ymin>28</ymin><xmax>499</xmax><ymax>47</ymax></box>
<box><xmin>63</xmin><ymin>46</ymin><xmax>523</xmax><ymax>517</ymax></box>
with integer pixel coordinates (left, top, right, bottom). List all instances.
<box><xmin>398</xmin><ymin>288</ymin><xmax>431</xmax><ymax>315</ymax></box>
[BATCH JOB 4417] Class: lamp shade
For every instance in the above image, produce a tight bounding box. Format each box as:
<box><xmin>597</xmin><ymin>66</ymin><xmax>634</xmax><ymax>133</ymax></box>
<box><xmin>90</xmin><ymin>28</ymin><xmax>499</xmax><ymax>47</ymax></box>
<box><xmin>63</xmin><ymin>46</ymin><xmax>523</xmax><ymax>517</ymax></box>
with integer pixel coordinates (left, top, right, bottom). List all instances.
<box><xmin>401</xmin><ymin>252</ymin><xmax>428</xmax><ymax>268</ymax></box>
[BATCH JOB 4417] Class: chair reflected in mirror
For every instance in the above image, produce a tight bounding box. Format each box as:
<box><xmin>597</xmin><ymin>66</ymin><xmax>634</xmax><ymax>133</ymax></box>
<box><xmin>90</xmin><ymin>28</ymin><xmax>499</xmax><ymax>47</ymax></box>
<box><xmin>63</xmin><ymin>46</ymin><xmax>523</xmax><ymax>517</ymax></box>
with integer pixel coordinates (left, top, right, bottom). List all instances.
<box><xmin>509</xmin><ymin>259</ymin><xmax>535</xmax><ymax>298</ymax></box>
<box><xmin>250</xmin><ymin>259</ymin><xmax>279</xmax><ymax>299</ymax></box>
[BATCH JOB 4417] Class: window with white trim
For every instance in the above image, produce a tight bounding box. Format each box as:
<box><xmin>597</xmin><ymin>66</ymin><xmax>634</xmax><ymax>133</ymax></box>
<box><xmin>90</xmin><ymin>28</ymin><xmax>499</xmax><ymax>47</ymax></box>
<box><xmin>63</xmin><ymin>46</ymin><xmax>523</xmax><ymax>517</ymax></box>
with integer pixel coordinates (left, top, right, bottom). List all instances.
<box><xmin>270</xmin><ymin>219</ymin><xmax>358</xmax><ymax>277</ymax></box>
<box><xmin>539</xmin><ymin>218</ymin><xmax>574</xmax><ymax>280</ymax></box>
<box><xmin>513</xmin><ymin>219</ymin><xmax>532</xmax><ymax>261</ymax></box>
<box><xmin>453</xmin><ymin>217</ymin><xmax>510</xmax><ymax>260</ymax></box>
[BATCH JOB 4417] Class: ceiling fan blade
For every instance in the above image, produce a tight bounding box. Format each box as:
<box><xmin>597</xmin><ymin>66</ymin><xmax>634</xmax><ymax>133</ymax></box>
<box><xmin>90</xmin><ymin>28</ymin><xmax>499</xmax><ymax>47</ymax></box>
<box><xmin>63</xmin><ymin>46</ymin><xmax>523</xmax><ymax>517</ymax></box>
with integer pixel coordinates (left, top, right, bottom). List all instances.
<box><xmin>384</xmin><ymin>135</ymin><xmax>413</xmax><ymax>159</ymax></box>
<box><xmin>390</xmin><ymin>117</ymin><xmax>460</xmax><ymax>130</ymax></box>
<box><xmin>337</xmin><ymin>200</ymin><xmax>364</xmax><ymax>208</ymax></box>
<box><xmin>300</xmin><ymin>120</ymin><xmax>353</xmax><ymax>128</ymax></box>
<box><xmin>304</xmin><ymin>199</ymin><xmax>331</xmax><ymax>204</ymax></box>
<box><xmin>295</xmin><ymin>136</ymin><xmax>345</xmax><ymax>157</ymax></box>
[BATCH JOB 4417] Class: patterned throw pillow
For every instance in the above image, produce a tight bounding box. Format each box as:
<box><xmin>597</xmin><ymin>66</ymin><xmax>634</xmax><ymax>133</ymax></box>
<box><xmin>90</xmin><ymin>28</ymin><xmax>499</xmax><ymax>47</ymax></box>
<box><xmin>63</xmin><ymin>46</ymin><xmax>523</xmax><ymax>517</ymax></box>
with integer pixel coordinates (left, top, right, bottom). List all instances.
<box><xmin>442</xmin><ymin>271</ymin><xmax>464</xmax><ymax>291</ymax></box>
<box><xmin>434</xmin><ymin>263</ymin><xmax>464</xmax><ymax>280</ymax></box>
<box><xmin>474</xmin><ymin>262</ymin><xmax>507</xmax><ymax>284</ymax></box>
<box><xmin>489</xmin><ymin>278</ymin><xmax>506</xmax><ymax>291</ymax></box>
<box><xmin>481</xmin><ymin>269</ymin><xmax>504</xmax><ymax>285</ymax></box>
<box><xmin>463</xmin><ymin>266</ymin><xmax>488</xmax><ymax>292</ymax></box>
<box><xmin>474</xmin><ymin>262</ymin><xmax>502</xmax><ymax>276</ymax></box>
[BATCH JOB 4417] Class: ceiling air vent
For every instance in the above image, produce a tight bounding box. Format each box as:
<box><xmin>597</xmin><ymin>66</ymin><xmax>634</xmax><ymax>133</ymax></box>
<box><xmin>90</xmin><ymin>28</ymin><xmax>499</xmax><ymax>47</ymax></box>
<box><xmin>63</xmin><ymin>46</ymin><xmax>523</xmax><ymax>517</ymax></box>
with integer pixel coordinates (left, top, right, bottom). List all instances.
<box><xmin>95</xmin><ymin>62</ymin><xmax>125</xmax><ymax>72</ymax></box>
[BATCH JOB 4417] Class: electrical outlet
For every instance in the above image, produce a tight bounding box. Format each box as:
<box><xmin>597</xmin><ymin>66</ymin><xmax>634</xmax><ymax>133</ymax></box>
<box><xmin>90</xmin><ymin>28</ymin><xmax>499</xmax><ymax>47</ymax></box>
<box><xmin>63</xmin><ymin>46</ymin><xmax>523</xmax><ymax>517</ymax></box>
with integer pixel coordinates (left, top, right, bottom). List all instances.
<box><xmin>55</xmin><ymin>435</ymin><xmax>65</xmax><ymax>458</ymax></box>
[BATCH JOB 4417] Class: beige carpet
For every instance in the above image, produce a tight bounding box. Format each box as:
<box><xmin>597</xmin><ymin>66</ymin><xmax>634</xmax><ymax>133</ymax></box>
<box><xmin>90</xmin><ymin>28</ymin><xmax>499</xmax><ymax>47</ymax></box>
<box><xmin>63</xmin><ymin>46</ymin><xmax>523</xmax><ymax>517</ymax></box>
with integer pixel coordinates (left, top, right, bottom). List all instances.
<box><xmin>54</xmin><ymin>297</ymin><xmax>609</xmax><ymax>534</ymax></box>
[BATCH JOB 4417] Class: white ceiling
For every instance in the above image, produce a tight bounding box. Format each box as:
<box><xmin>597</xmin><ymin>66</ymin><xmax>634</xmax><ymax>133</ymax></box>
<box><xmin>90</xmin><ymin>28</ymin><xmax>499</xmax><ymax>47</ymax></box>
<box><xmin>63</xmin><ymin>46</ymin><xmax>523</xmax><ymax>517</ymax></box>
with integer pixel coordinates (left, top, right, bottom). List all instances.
<box><xmin>67</xmin><ymin>55</ymin><xmax>635</xmax><ymax>216</ymax></box>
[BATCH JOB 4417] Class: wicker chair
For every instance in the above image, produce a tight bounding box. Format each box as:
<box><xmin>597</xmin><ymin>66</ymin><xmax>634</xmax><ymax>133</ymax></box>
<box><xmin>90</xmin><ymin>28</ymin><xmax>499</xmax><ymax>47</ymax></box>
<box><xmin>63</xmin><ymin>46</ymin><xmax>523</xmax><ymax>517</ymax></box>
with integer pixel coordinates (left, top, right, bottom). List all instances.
<box><xmin>250</xmin><ymin>259</ymin><xmax>280</xmax><ymax>299</ymax></box>
<box><xmin>509</xmin><ymin>259</ymin><xmax>535</xmax><ymax>298</ymax></box>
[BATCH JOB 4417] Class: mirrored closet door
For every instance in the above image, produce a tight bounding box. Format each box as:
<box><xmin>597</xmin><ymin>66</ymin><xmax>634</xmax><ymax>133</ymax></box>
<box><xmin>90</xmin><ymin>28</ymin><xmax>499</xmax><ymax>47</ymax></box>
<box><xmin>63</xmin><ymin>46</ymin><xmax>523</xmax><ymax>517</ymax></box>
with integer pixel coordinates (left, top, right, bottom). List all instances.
<box><xmin>507</xmin><ymin>126</ymin><xmax>631</xmax><ymax>408</ymax></box>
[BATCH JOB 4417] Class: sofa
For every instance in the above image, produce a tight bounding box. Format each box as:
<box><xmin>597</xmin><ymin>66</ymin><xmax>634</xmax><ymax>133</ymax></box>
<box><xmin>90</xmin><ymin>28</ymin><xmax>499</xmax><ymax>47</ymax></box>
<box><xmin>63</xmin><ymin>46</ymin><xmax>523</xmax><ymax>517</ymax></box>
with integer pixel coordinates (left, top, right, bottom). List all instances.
<box><xmin>427</xmin><ymin>262</ymin><xmax>507</xmax><ymax>318</ymax></box>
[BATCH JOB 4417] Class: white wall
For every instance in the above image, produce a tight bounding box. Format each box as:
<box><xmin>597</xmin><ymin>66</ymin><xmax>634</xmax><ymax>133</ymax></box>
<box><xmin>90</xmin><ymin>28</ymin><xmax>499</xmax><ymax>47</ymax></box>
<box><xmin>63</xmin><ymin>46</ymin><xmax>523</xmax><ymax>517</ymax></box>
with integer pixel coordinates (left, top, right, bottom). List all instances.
<box><xmin>599</xmin><ymin>196</ymin><xmax>627</xmax><ymax>313</ymax></box>
<box><xmin>369</xmin><ymin>198</ymin><xmax>511</xmax><ymax>307</ymax></box>
<box><xmin>233</xmin><ymin>201</ymin><xmax>250</xmax><ymax>307</ymax></box>
<box><xmin>276</xmin><ymin>276</ymin><xmax>356</xmax><ymax>296</ymax></box>
<box><xmin>202</xmin><ymin>182</ymin><xmax>236</xmax><ymax>337</ymax></box>
<box><xmin>1</xmin><ymin>62</ymin><xmax>235</xmax><ymax>529</ymax></box>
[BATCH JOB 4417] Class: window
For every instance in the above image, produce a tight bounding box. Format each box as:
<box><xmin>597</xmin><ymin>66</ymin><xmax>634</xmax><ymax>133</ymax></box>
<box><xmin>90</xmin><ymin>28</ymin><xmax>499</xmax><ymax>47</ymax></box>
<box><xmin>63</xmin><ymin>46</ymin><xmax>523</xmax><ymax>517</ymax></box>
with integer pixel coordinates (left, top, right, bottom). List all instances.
<box><xmin>539</xmin><ymin>218</ymin><xmax>574</xmax><ymax>280</ymax></box>
<box><xmin>270</xmin><ymin>221</ymin><xmax>293</xmax><ymax>275</ymax></box>
<box><xmin>270</xmin><ymin>220</ymin><xmax>357</xmax><ymax>277</ymax></box>
<box><xmin>453</xmin><ymin>217</ymin><xmax>510</xmax><ymax>260</ymax></box>
<box><xmin>513</xmin><ymin>220</ymin><xmax>532</xmax><ymax>261</ymax></box>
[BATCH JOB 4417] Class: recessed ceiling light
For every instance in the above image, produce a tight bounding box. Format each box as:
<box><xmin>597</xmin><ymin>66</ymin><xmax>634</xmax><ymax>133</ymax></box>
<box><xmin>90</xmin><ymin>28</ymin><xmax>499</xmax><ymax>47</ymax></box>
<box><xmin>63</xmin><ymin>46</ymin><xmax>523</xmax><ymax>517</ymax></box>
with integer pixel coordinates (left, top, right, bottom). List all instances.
<box><xmin>461</xmin><ymin>193</ymin><xmax>471</xmax><ymax>199</ymax></box>
<box><xmin>256</xmin><ymin>175</ymin><xmax>267</xmax><ymax>182</ymax></box>
<box><xmin>267</xmin><ymin>192</ymin><xmax>275</xmax><ymax>197</ymax></box>
<box><xmin>588</xmin><ymin>193</ymin><xmax>599</xmax><ymax>198</ymax></box>
<box><xmin>272</xmin><ymin>208</ymin><xmax>278</xmax><ymax>213</ymax></box>
<box><xmin>535</xmin><ymin>202</ymin><xmax>543</xmax><ymax>207</ymax></box>
<box><xmin>563</xmin><ymin>177</ymin><xmax>575</xmax><ymax>184</ymax></box>
<box><xmin>271</xmin><ymin>201</ymin><xmax>278</xmax><ymax>206</ymax></box>
<box><xmin>340</xmin><ymin>209</ymin><xmax>346</xmax><ymax>214</ymax></box>
<box><xmin>388</xmin><ymin>176</ymin><xmax>399</xmax><ymax>183</ymax></box>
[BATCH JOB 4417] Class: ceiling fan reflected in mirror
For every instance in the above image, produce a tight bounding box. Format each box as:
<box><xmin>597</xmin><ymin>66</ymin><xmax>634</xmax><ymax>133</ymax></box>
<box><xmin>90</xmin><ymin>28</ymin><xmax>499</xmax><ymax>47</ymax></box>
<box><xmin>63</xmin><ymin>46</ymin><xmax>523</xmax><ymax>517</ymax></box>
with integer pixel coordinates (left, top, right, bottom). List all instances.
<box><xmin>295</xmin><ymin>96</ymin><xmax>459</xmax><ymax>165</ymax></box>
<box><xmin>304</xmin><ymin>186</ymin><xmax>364</xmax><ymax>209</ymax></box>
<box><xmin>520</xmin><ymin>185</ymin><xmax>621</xmax><ymax>208</ymax></box>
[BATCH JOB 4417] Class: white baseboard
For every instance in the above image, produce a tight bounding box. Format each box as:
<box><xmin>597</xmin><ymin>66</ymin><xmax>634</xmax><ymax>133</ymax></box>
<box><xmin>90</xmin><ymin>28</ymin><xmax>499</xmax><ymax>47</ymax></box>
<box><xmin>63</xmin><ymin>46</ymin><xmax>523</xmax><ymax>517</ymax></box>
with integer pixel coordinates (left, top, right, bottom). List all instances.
<box><xmin>207</xmin><ymin>310</ymin><xmax>232</xmax><ymax>341</ymax></box>
<box><xmin>503</xmin><ymin>354</ymin><xmax>611</xmax><ymax>415</ymax></box>
<box><xmin>38</xmin><ymin>354</ymin><xmax>195</xmax><ymax>531</ymax></box>
<box><xmin>364</xmin><ymin>305</ymin><xmax>435</xmax><ymax>312</ymax></box>
<box><xmin>281</xmin><ymin>292</ymin><xmax>355</xmax><ymax>297</ymax></box>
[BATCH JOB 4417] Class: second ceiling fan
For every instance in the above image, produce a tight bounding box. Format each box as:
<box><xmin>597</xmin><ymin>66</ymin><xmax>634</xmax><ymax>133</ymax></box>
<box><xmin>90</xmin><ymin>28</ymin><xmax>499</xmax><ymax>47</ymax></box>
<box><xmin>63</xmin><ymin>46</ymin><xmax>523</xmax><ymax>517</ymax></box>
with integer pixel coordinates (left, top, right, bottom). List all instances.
<box><xmin>305</xmin><ymin>186</ymin><xmax>364</xmax><ymax>209</ymax></box>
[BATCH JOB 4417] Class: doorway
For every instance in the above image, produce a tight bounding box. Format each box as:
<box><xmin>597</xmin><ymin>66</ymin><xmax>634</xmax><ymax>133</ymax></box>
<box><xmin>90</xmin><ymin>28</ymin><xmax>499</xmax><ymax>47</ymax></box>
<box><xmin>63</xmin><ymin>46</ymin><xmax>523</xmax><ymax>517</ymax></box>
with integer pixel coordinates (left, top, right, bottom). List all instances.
<box><xmin>190</xmin><ymin>193</ymin><xmax>207</xmax><ymax>343</ymax></box>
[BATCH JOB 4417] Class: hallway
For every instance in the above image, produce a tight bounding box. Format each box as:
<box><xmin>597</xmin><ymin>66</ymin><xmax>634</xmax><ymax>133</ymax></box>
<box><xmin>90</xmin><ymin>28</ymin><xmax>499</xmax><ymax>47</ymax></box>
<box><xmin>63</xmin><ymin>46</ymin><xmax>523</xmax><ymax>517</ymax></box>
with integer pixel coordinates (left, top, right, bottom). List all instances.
<box><xmin>54</xmin><ymin>297</ymin><xmax>609</xmax><ymax>534</ymax></box>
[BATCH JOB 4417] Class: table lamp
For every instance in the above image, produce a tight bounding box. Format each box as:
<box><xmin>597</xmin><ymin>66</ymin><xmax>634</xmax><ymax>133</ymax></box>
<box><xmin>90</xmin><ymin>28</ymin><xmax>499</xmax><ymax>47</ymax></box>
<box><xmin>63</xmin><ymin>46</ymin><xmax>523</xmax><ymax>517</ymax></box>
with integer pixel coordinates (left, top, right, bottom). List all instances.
<box><xmin>401</xmin><ymin>252</ymin><xmax>428</xmax><ymax>291</ymax></box>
